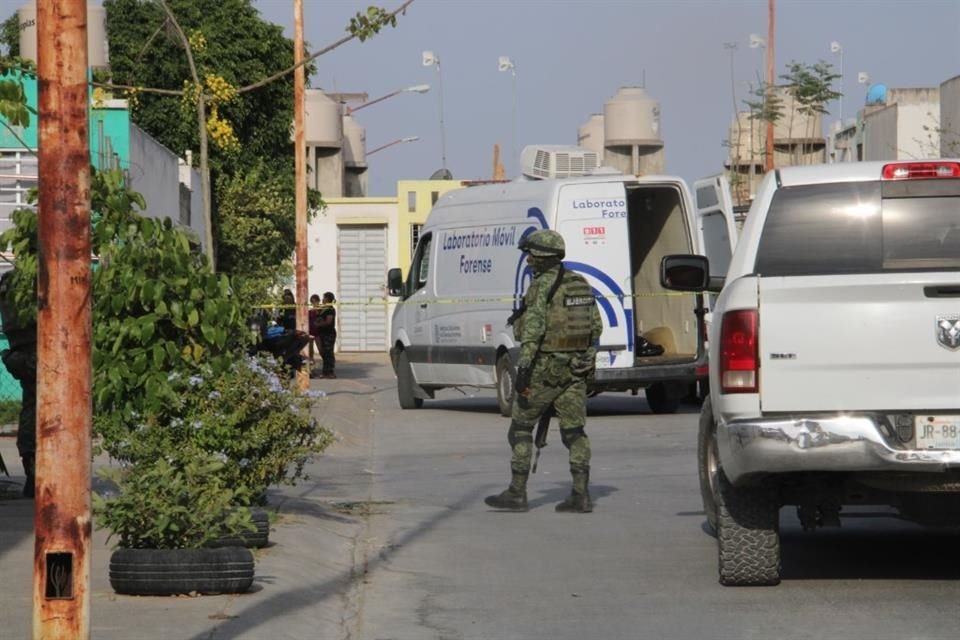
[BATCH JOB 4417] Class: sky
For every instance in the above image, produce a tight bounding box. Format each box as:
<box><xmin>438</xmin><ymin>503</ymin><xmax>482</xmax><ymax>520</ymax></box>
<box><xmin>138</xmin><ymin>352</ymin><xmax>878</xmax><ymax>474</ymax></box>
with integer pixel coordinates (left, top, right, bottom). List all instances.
<box><xmin>246</xmin><ymin>0</ymin><xmax>960</xmax><ymax>195</ymax></box>
<box><xmin>6</xmin><ymin>0</ymin><xmax>959</xmax><ymax>194</ymax></box>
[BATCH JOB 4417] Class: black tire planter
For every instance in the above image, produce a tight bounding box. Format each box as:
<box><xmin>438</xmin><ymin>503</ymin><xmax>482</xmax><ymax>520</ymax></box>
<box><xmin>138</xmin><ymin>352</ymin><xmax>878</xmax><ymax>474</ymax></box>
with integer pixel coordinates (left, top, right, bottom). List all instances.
<box><xmin>208</xmin><ymin>509</ymin><xmax>270</xmax><ymax>549</ymax></box>
<box><xmin>109</xmin><ymin>546</ymin><xmax>255</xmax><ymax>596</ymax></box>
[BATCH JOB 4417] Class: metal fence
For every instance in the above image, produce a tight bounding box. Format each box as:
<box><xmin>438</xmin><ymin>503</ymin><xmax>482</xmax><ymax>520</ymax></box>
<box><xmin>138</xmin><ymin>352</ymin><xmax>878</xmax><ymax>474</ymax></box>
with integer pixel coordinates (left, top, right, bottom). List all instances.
<box><xmin>0</xmin><ymin>333</ymin><xmax>22</xmax><ymax>402</ymax></box>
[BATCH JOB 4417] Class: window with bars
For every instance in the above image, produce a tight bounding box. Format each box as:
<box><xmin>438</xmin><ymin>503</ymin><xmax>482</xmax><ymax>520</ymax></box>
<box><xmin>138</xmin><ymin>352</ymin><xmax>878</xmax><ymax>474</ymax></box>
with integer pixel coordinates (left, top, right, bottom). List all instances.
<box><xmin>0</xmin><ymin>150</ymin><xmax>39</xmax><ymax>233</ymax></box>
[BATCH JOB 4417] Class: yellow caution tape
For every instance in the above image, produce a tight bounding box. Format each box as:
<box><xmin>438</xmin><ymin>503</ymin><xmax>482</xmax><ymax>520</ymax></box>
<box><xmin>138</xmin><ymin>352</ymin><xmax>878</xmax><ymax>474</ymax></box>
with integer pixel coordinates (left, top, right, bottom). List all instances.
<box><xmin>254</xmin><ymin>290</ymin><xmax>695</xmax><ymax>310</ymax></box>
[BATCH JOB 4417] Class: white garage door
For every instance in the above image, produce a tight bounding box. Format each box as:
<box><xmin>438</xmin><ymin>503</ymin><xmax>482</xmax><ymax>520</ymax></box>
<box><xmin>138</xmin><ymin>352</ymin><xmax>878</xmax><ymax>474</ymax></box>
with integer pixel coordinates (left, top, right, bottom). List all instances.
<box><xmin>338</xmin><ymin>225</ymin><xmax>388</xmax><ymax>351</ymax></box>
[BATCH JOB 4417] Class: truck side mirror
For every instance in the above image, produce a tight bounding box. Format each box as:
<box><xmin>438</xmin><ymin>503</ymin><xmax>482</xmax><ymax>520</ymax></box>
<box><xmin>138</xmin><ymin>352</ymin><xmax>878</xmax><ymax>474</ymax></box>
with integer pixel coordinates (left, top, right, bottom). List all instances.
<box><xmin>387</xmin><ymin>268</ymin><xmax>404</xmax><ymax>297</ymax></box>
<box><xmin>660</xmin><ymin>254</ymin><xmax>712</xmax><ymax>292</ymax></box>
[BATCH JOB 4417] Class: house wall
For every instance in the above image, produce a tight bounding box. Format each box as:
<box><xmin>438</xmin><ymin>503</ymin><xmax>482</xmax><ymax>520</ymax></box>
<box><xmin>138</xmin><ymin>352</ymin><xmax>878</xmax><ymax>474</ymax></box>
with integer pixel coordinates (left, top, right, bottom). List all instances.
<box><xmin>307</xmin><ymin>198</ymin><xmax>399</xmax><ymax>298</ymax></box>
<box><xmin>891</xmin><ymin>88</ymin><xmax>940</xmax><ymax>158</ymax></box>
<box><xmin>864</xmin><ymin>103</ymin><xmax>899</xmax><ymax>160</ymax></box>
<box><xmin>941</xmin><ymin>76</ymin><xmax>960</xmax><ymax>158</ymax></box>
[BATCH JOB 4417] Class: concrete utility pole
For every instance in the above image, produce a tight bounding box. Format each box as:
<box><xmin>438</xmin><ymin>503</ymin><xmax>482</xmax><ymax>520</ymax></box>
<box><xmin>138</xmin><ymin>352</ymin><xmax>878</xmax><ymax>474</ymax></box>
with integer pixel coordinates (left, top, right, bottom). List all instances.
<box><xmin>765</xmin><ymin>0</ymin><xmax>776</xmax><ymax>172</ymax></box>
<box><xmin>34</xmin><ymin>0</ymin><xmax>93</xmax><ymax>638</ymax></box>
<box><xmin>293</xmin><ymin>0</ymin><xmax>309</xmax><ymax>392</ymax></box>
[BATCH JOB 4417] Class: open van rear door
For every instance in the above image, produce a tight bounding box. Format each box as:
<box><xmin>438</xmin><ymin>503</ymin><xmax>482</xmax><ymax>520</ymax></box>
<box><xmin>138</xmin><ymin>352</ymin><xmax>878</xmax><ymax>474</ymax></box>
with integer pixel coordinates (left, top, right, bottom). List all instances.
<box><xmin>555</xmin><ymin>181</ymin><xmax>634</xmax><ymax>370</ymax></box>
<box><xmin>693</xmin><ymin>175</ymin><xmax>738</xmax><ymax>281</ymax></box>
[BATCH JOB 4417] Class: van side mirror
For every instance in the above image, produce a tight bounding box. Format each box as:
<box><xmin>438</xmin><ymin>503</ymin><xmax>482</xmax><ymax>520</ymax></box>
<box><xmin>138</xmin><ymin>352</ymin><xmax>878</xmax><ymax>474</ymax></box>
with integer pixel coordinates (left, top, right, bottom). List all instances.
<box><xmin>387</xmin><ymin>268</ymin><xmax>404</xmax><ymax>297</ymax></box>
<box><xmin>660</xmin><ymin>254</ymin><xmax>714</xmax><ymax>292</ymax></box>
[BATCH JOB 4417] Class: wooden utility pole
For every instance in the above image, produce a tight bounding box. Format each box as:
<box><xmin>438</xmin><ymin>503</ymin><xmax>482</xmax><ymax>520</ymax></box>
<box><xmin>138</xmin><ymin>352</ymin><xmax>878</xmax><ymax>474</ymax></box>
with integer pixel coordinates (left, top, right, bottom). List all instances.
<box><xmin>34</xmin><ymin>0</ymin><xmax>93</xmax><ymax>637</ymax></box>
<box><xmin>293</xmin><ymin>0</ymin><xmax>309</xmax><ymax>392</ymax></box>
<box><xmin>765</xmin><ymin>0</ymin><xmax>776</xmax><ymax>172</ymax></box>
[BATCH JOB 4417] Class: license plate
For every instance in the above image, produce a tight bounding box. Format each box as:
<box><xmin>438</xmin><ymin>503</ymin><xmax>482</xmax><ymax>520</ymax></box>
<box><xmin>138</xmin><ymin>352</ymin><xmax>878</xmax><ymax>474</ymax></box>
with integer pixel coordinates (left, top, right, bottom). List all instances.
<box><xmin>915</xmin><ymin>415</ymin><xmax>960</xmax><ymax>449</ymax></box>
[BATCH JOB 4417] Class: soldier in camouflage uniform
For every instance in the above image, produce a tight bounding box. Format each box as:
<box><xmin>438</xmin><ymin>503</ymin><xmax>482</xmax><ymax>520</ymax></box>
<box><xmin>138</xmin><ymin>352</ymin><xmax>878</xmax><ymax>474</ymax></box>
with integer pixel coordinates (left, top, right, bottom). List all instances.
<box><xmin>484</xmin><ymin>229</ymin><xmax>602</xmax><ymax>513</ymax></box>
<box><xmin>0</xmin><ymin>271</ymin><xmax>36</xmax><ymax>498</ymax></box>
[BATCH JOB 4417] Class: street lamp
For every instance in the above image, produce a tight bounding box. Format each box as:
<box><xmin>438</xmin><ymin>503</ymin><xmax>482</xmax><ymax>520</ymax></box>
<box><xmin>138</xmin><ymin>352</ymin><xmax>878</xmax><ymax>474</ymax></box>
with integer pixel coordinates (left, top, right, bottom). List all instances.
<box><xmin>422</xmin><ymin>49</ymin><xmax>448</xmax><ymax>172</ymax></box>
<box><xmin>367</xmin><ymin>136</ymin><xmax>419</xmax><ymax>157</ymax></box>
<box><xmin>347</xmin><ymin>84</ymin><xmax>431</xmax><ymax>115</ymax></box>
<box><xmin>498</xmin><ymin>55</ymin><xmax>517</xmax><ymax>175</ymax></box>
<box><xmin>831</xmin><ymin>41</ymin><xmax>844</xmax><ymax>125</ymax></box>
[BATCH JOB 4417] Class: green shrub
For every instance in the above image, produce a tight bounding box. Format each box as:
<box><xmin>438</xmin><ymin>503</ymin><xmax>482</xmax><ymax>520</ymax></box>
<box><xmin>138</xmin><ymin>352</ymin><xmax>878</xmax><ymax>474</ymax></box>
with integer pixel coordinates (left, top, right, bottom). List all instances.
<box><xmin>2</xmin><ymin>169</ymin><xmax>334</xmax><ymax>549</ymax></box>
<box><xmin>93</xmin><ymin>456</ymin><xmax>254</xmax><ymax>549</ymax></box>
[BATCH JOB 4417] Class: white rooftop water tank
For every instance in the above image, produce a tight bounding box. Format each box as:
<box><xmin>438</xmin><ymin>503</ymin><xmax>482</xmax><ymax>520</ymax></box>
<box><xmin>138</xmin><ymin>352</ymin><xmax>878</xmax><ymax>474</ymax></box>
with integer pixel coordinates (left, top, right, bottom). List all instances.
<box><xmin>604</xmin><ymin>86</ymin><xmax>662</xmax><ymax>147</ymax></box>
<box><xmin>577</xmin><ymin>113</ymin><xmax>605</xmax><ymax>157</ymax></box>
<box><xmin>304</xmin><ymin>90</ymin><xmax>342</xmax><ymax>148</ymax></box>
<box><xmin>18</xmin><ymin>2</ymin><xmax>110</xmax><ymax>68</ymax></box>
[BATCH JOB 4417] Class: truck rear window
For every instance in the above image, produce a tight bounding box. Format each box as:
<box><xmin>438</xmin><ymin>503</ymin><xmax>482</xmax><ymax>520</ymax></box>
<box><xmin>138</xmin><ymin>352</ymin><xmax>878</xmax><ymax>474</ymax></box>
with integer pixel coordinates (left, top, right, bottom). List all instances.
<box><xmin>755</xmin><ymin>180</ymin><xmax>960</xmax><ymax>276</ymax></box>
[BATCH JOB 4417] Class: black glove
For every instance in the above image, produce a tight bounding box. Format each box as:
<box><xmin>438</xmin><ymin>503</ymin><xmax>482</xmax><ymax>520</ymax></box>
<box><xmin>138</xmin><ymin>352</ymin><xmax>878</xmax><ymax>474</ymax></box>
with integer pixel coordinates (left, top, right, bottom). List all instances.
<box><xmin>515</xmin><ymin>366</ymin><xmax>531</xmax><ymax>396</ymax></box>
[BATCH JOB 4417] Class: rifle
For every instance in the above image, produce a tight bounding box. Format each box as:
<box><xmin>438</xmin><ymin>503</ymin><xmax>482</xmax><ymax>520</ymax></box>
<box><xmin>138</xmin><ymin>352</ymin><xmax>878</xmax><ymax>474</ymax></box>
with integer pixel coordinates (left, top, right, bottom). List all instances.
<box><xmin>531</xmin><ymin>405</ymin><xmax>554</xmax><ymax>474</ymax></box>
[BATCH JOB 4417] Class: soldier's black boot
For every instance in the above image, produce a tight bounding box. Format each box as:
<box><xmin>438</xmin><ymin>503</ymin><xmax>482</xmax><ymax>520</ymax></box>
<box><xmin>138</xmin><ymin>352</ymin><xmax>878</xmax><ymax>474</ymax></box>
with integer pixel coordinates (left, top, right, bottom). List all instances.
<box><xmin>556</xmin><ymin>469</ymin><xmax>592</xmax><ymax>513</ymax></box>
<box><xmin>484</xmin><ymin>472</ymin><xmax>529</xmax><ymax>511</ymax></box>
<box><xmin>484</xmin><ymin>487</ymin><xmax>528</xmax><ymax>511</ymax></box>
<box><xmin>21</xmin><ymin>454</ymin><xmax>35</xmax><ymax>499</ymax></box>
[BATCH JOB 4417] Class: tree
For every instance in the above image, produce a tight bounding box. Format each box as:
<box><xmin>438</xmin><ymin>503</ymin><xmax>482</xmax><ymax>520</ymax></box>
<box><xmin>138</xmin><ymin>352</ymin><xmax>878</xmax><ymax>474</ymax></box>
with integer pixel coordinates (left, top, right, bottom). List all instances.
<box><xmin>779</xmin><ymin>60</ymin><xmax>840</xmax><ymax>163</ymax></box>
<box><xmin>0</xmin><ymin>13</ymin><xmax>18</xmax><ymax>57</ymax></box>
<box><xmin>743</xmin><ymin>78</ymin><xmax>783</xmax><ymax>168</ymax></box>
<box><xmin>103</xmin><ymin>0</ymin><xmax>299</xmax><ymax>175</ymax></box>
<box><xmin>100</xmin><ymin>0</ymin><xmax>407</xmax><ymax>280</ymax></box>
<box><xmin>1</xmin><ymin>1</ymin><xmax>411</xmax><ymax>285</ymax></box>
<box><xmin>215</xmin><ymin>161</ymin><xmax>307</xmax><ymax>305</ymax></box>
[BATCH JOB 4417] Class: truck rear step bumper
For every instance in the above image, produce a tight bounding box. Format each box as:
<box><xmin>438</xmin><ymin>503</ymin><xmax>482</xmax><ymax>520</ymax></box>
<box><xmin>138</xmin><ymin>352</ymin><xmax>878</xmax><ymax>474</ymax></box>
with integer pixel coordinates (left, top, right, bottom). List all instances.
<box><xmin>719</xmin><ymin>413</ymin><xmax>960</xmax><ymax>484</ymax></box>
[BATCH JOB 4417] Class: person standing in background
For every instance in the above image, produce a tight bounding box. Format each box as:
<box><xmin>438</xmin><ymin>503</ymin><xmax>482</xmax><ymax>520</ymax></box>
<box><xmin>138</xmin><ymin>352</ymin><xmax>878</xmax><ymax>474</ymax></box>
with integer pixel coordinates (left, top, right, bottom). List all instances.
<box><xmin>308</xmin><ymin>294</ymin><xmax>322</xmax><ymax>365</ymax></box>
<box><xmin>316</xmin><ymin>291</ymin><xmax>337</xmax><ymax>378</ymax></box>
<box><xmin>280</xmin><ymin>289</ymin><xmax>297</xmax><ymax>331</ymax></box>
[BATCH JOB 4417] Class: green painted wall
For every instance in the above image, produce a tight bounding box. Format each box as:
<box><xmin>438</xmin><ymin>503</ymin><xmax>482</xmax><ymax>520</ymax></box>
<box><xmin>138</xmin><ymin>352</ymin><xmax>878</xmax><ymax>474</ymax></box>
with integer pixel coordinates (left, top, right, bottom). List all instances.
<box><xmin>0</xmin><ymin>71</ymin><xmax>130</xmax><ymax>169</ymax></box>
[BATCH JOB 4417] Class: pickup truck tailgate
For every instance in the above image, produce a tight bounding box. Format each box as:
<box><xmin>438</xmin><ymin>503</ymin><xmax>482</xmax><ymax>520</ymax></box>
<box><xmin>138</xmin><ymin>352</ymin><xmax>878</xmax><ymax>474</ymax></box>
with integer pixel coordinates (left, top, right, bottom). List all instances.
<box><xmin>758</xmin><ymin>274</ymin><xmax>960</xmax><ymax>412</ymax></box>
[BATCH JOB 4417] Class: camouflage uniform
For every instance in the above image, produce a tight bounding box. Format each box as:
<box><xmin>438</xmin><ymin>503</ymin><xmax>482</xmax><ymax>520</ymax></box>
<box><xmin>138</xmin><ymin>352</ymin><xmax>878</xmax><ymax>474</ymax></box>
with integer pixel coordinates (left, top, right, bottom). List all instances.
<box><xmin>0</xmin><ymin>271</ymin><xmax>37</xmax><ymax>497</ymax></box>
<box><xmin>485</xmin><ymin>230</ymin><xmax>602</xmax><ymax>513</ymax></box>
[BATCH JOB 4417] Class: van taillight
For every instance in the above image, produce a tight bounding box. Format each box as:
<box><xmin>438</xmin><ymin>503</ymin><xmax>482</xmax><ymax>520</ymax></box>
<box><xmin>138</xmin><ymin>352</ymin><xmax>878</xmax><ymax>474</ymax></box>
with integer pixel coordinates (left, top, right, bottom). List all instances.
<box><xmin>720</xmin><ymin>309</ymin><xmax>758</xmax><ymax>394</ymax></box>
<box><xmin>881</xmin><ymin>161</ymin><xmax>960</xmax><ymax>180</ymax></box>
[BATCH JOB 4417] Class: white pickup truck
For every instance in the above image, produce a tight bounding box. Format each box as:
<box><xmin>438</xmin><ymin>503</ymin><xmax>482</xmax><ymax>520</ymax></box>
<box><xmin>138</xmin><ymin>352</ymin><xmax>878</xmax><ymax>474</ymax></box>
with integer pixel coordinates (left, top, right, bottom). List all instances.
<box><xmin>661</xmin><ymin>160</ymin><xmax>960</xmax><ymax>586</ymax></box>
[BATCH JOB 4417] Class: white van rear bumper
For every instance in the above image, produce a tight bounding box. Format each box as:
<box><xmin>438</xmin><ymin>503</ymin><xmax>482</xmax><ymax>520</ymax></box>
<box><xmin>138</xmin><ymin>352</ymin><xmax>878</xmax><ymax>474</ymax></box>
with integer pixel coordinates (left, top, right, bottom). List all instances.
<box><xmin>718</xmin><ymin>413</ymin><xmax>960</xmax><ymax>484</ymax></box>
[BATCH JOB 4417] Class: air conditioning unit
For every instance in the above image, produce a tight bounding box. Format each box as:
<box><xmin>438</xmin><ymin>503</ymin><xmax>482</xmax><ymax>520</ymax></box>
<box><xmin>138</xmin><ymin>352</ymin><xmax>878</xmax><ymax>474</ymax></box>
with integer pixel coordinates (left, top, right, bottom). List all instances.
<box><xmin>520</xmin><ymin>145</ymin><xmax>600</xmax><ymax>180</ymax></box>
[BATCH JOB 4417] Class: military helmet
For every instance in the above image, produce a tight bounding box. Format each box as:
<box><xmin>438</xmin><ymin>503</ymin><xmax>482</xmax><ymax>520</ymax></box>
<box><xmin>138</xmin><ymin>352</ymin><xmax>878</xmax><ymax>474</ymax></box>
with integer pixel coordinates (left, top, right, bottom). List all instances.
<box><xmin>518</xmin><ymin>229</ymin><xmax>565</xmax><ymax>258</ymax></box>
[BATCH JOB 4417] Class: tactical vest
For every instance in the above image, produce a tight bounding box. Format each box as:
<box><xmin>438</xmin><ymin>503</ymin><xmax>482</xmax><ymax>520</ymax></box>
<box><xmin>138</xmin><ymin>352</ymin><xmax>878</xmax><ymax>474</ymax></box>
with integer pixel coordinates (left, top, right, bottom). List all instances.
<box><xmin>540</xmin><ymin>271</ymin><xmax>595</xmax><ymax>352</ymax></box>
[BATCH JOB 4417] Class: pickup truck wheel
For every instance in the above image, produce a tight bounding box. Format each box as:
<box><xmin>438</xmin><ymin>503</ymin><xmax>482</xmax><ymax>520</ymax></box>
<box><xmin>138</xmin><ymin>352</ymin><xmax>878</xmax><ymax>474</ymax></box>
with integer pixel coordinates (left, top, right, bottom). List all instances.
<box><xmin>645</xmin><ymin>382</ymin><xmax>680</xmax><ymax>414</ymax></box>
<box><xmin>397</xmin><ymin>351</ymin><xmax>423</xmax><ymax>410</ymax></box>
<box><xmin>717</xmin><ymin>471</ymin><xmax>781</xmax><ymax>586</ymax></box>
<box><xmin>495</xmin><ymin>353</ymin><xmax>515</xmax><ymax>417</ymax></box>
<box><xmin>698</xmin><ymin>397</ymin><xmax>719</xmax><ymax>536</ymax></box>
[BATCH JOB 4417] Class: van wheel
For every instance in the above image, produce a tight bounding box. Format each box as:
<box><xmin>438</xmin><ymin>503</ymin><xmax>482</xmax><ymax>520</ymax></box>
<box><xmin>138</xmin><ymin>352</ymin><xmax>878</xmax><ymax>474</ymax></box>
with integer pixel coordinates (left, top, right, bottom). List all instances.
<box><xmin>717</xmin><ymin>472</ymin><xmax>781</xmax><ymax>586</ymax></box>
<box><xmin>645</xmin><ymin>383</ymin><xmax>680</xmax><ymax>414</ymax></box>
<box><xmin>397</xmin><ymin>351</ymin><xmax>423</xmax><ymax>410</ymax></box>
<box><xmin>495</xmin><ymin>353</ymin><xmax>515</xmax><ymax>417</ymax></box>
<box><xmin>698</xmin><ymin>397</ymin><xmax>719</xmax><ymax>536</ymax></box>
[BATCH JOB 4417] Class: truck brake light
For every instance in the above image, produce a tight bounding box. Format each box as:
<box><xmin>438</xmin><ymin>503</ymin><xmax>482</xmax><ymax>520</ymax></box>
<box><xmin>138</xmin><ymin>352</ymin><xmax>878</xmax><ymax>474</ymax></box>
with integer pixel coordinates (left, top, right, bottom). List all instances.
<box><xmin>720</xmin><ymin>309</ymin><xmax>758</xmax><ymax>394</ymax></box>
<box><xmin>881</xmin><ymin>162</ymin><xmax>960</xmax><ymax>180</ymax></box>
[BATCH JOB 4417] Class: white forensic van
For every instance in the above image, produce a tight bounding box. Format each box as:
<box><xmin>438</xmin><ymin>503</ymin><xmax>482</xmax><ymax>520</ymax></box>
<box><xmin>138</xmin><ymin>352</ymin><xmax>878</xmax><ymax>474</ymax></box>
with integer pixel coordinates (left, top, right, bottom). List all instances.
<box><xmin>387</xmin><ymin>146</ymin><xmax>736</xmax><ymax>415</ymax></box>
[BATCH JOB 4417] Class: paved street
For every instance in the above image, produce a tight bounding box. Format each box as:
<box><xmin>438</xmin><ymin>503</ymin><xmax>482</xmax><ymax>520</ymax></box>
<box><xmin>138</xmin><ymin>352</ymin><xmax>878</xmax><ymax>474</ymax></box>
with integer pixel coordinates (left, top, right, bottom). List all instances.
<box><xmin>334</xmin><ymin>355</ymin><xmax>960</xmax><ymax>640</ymax></box>
<box><xmin>1</xmin><ymin>353</ymin><xmax>960</xmax><ymax>639</ymax></box>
